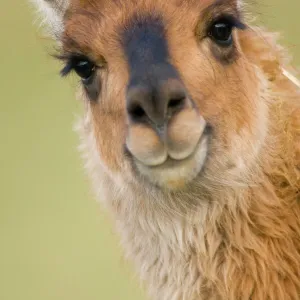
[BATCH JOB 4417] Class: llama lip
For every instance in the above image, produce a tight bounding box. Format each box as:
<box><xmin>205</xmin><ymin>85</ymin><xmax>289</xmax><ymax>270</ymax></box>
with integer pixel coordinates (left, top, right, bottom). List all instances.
<box><xmin>148</xmin><ymin>133</ymin><xmax>208</xmax><ymax>169</ymax></box>
<box><xmin>132</xmin><ymin>133</ymin><xmax>209</xmax><ymax>189</ymax></box>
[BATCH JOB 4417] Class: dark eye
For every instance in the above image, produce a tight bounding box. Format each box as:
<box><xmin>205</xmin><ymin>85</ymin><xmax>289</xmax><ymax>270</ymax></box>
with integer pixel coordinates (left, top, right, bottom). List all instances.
<box><xmin>209</xmin><ymin>21</ymin><xmax>233</xmax><ymax>46</ymax></box>
<box><xmin>73</xmin><ymin>59</ymin><xmax>95</xmax><ymax>81</ymax></box>
<box><xmin>60</xmin><ymin>55</ymin><xmax>97</xmax><ymax>83</ymax></box>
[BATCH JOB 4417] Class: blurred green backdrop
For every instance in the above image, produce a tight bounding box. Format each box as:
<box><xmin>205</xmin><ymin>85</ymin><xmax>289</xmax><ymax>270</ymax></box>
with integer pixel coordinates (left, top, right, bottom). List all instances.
<box><xmin>0</xmin><ymin>1</ymin><xmax>299</xmax><ymax>300</ymax></box>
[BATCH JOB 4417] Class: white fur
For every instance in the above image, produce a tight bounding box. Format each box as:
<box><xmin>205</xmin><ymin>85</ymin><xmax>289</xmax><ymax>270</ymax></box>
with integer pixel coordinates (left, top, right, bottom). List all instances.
<box><xmin>31</xmin><ymin>0</ymin><xmax>69</xmax><ymax>37</ymax></box>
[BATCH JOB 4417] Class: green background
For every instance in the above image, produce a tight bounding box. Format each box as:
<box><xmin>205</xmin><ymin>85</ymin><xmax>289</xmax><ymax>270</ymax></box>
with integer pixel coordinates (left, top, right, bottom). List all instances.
<box><xmin>1</xmin><ymin>2</ymin><xmax>299</xmax><ymax>300</ymax></box>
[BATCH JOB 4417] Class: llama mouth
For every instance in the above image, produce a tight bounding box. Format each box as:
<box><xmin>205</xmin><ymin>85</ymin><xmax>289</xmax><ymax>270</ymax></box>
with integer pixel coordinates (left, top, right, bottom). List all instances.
<box><xmin>148</xmin><ymin>133</ymin><xmax>208</xmax><ymax>169</ymax></box>
<box><xmin>130</xmin><ymin>132</ymin><xmax>210</xmax><ymax>189</ymax></box>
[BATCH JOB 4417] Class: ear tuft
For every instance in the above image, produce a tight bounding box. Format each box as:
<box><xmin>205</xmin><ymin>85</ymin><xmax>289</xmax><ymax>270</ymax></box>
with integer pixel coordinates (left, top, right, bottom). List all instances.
<box><xmin>237</xmin><ymin>0</ymin><xmax>244</xmax><ymax>11</ymax></box>
<box><xmin>31</xmin><ymin>0</ymin><xmax>69</xmax><ymax>38</ymax></box>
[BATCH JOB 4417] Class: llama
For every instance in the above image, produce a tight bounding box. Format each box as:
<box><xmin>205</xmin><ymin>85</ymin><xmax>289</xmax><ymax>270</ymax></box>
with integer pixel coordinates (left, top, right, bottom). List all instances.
<box><xmin>32</xmin><ymin>0</ymin><xmax>300</xmax><ymax>299</ymax></box>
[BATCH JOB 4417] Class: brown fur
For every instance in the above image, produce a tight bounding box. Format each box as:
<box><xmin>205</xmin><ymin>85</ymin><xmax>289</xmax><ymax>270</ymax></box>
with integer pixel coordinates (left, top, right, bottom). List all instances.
<box><xmin>33</xmin><ymin>0</ymin><xmax>300</xmax><ymax>299</ymax></box>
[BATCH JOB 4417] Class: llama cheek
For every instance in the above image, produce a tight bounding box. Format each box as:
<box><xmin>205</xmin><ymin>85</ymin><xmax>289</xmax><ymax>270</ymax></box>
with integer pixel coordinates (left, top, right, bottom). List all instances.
<box><xmin>90</xmin><ymin>115</ymin><xmax>126</xmax><ymax>173</ymax></box>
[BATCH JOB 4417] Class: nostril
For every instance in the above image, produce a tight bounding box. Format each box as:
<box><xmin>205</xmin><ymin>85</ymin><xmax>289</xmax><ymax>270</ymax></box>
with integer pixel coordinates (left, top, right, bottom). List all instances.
<box><xmin>129</xmin><ymin>104</ymin><xmax>146</xmax><ymax>120</ymax></box>
<box><xmin>167</xmin><ymin>97</ymin><xmax>186</xmax><ymax>114</ymax></box>
<box><xmin>169</xmin><ymin>98</ymin><xmax>185</xmax><ymax>109</ymax></box>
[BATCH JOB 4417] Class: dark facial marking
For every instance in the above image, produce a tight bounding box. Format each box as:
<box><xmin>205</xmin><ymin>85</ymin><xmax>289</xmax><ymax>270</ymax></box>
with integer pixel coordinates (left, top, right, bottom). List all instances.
<box><xmin>210</xmin><ymin>42</ymin><xmax>238</xmax><ymax>65</ymax></box>
<box><xmin>122</xmin><ymin>14</ymin><xmax>187</xmax><ymax>126</ymax></box>
<box><xmin>122</xmin><ymin>15</ymin><xmax>168</xmax><ymax>72</ymax></box>
<box><xmin>122</xmin><ymin>15</ymin><xmax>180</xmax><ymax>85</ymax></box>
<box><xmin>83</xmin><ymin>74</ymin><xmax>101</xmax><ymax>102</ymax></box>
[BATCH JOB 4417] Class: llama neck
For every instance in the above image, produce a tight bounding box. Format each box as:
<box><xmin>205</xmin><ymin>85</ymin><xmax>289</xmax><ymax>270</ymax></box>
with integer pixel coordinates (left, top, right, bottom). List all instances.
<box><xmin>110</xmin><ymin>180</ymin><xmax>300</xmax><ymax>300</ymax></box>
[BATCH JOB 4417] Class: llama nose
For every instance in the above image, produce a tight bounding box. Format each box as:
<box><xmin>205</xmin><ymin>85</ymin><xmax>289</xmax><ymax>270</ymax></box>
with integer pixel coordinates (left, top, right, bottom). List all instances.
<box><xmin>126</xmin><ymin>77</ymin><xmax>187</xmax><ymax>127</ymax></box>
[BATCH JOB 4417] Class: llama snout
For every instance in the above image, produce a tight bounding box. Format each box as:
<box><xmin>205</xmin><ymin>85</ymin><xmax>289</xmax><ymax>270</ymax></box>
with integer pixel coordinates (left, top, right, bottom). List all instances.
<box><xmin>125</xmin><ymin>75</ymin><xmax>209</xmax><ymax>189</ymax></box>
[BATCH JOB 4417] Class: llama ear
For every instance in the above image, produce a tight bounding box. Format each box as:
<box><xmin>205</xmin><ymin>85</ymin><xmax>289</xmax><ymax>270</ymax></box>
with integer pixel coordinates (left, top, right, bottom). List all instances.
<box><xmin>32</xmin><ymin>0</ymin><xmax>70</xmax><ymax>38</ymax></box>
<box><xmin>237</xmin><ymin>0</ymin><xmax>243</xmax><ymax>9</ymax></box>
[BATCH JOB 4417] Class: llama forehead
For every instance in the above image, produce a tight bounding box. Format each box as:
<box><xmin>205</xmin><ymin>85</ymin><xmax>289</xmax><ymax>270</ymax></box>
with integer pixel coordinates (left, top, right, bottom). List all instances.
<box><xmin>33</xmin><ymin>0</ymin><xmax>243</xmax><ymax>42</ymax></box>
<box><xmin>34</xmin><ymin>0</ymin><xmax>241</xmax><ymax>33</ymax></box>
<box><xmin>67</xmin><ymin>0</ymin><xmax>240</xmax><ymax>15</ymax></box>
<box><xmin>61</xmin><ymin>0</ymin><xmax>242</xmax><ymax>54</ymax></box>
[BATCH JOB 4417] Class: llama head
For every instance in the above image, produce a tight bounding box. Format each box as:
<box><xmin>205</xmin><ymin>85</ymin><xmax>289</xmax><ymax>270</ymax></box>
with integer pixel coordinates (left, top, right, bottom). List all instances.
<box><xmin>34</xmin><ymin>0</ymin><xmax>269</xmax><ymax>193</ymax></box>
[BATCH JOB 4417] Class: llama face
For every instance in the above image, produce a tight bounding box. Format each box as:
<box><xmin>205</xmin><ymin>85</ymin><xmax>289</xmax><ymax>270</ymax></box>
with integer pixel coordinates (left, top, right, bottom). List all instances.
<box><xmin>36</xmin><ymin>0</ymin><xmax>269</xmax><ymax>190</ymax></box>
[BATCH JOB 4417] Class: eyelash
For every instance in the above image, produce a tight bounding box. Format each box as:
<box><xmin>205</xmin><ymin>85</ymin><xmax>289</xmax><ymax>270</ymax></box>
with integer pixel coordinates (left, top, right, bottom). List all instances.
<box><xmin>216</xmin><ymin>15</ymin><xmax>244</xmax><ymax>28</ymax></box>
<box><xmin>57</xmin><ymin>54</ymin><xmax>92</xmax><ymax>77</ymax></box>
<box><xmin>205</xmin><ymin>14</ymin><xmax>246</xmax><ymax>35</ymax></box>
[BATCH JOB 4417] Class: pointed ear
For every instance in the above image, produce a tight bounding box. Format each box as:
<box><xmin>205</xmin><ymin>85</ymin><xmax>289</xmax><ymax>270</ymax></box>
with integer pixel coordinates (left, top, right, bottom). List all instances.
<box><xmin>31</xmin><ymin>0</ymin><xmax>69</xmax><ymax>38</ymax></box>
<box><xmin>229</xmin><ymin>0</ymin><xmax>243</xmax><ymax>9</ymax></box>
<box><xmin>236</xmin><ymin>0</ymin><xmax>243</xmax><ymax>10</ymax></box>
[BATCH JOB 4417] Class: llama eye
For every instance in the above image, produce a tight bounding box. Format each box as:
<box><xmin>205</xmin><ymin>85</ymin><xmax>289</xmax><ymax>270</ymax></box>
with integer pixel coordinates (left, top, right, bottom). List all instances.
<box><xmin>73</xmin><ymin>59</ymin><xmax>95</xmax><ymax>81</ymax></box>
<box><xmin>209</xmin><ymin>21</ymin><xmax>233</xmax><ymax>46</ymax></box>
<box><xmin>60</xmin><ymin>55</ymin><xmax>97</xmax><ymax>83</ymax></box>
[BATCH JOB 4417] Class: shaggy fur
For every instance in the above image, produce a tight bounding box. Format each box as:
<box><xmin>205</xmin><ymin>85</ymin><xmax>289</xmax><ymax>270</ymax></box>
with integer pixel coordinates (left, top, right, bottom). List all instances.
<box><xmin>31</xmin><ymin>0</ymin><xmax>69</xmax><ymax>37</ymax></box>
<box><xmin>33</xmin><ymin>0</ymin><xmax>300</xmax><ymax>299</ymax></box>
